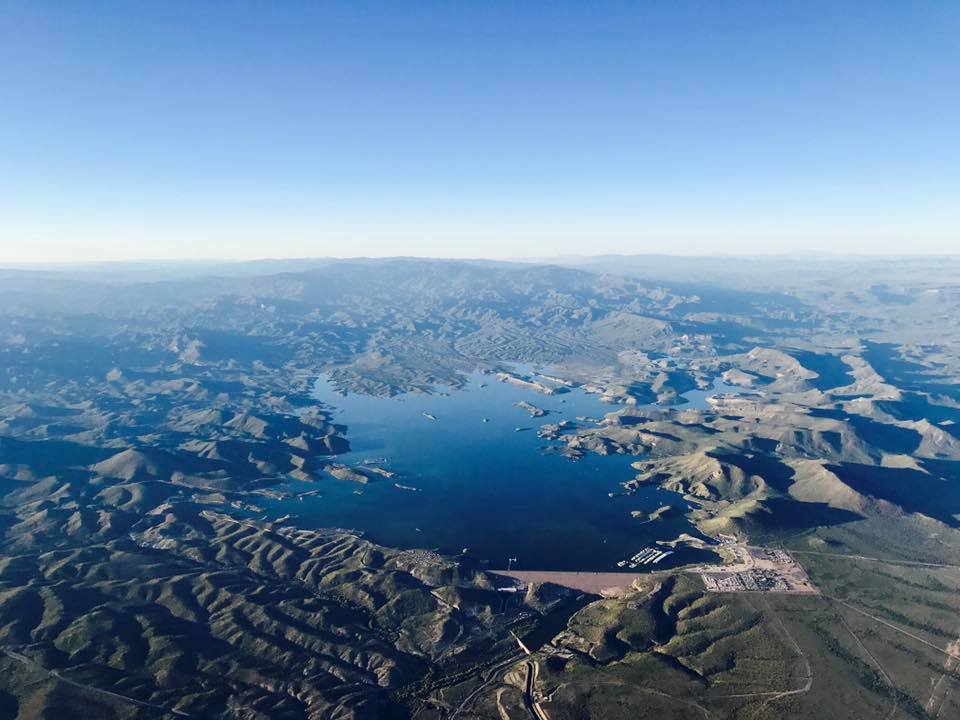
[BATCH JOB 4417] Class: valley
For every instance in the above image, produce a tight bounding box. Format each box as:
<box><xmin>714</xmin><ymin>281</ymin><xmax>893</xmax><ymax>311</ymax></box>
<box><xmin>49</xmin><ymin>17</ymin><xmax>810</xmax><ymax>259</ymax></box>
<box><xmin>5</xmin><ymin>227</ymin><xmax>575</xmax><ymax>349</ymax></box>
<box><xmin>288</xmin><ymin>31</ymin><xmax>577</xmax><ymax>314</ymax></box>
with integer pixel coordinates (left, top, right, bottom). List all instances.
<box><xmin>0</xmin><ymin>256</ymin><xmax>958</xmax><ymax>718</ymax></box>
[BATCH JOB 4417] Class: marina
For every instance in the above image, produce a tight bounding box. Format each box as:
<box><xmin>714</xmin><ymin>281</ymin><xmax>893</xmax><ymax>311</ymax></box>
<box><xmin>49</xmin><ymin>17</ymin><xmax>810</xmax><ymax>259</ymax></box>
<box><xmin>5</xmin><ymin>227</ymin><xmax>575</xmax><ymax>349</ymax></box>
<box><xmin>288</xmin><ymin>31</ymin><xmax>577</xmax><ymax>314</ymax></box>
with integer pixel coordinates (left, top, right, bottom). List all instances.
<box><xmin>617</xmin><ymin>547</ymin><xmax>675</xmax><ymax>568</ymax></box>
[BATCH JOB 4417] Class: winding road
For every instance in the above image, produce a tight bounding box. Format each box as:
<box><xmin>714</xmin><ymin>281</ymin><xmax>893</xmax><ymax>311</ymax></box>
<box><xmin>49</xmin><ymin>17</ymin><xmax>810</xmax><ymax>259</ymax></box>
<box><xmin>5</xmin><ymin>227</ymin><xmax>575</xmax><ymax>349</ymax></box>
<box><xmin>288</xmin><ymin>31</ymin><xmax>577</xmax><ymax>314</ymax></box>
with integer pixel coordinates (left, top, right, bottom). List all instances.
<box><xmin>2</xmin><ymin>647</ymin><xmax>191</xmax><ymax>718</ymax></box>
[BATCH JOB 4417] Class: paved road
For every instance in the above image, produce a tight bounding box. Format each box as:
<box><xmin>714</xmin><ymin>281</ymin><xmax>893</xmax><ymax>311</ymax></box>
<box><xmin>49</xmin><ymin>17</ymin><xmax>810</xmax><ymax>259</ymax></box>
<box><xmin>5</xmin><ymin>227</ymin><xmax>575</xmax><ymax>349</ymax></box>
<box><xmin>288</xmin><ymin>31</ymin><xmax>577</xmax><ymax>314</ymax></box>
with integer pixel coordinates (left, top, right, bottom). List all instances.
<box><xmin>448</xmin><ymin>652</ymin><xmax>524</xmax><ymax>720</ymax></box>
<box><xmin>835</xmin><ymin>611</ymin><xmax>898</xmax><ymax>720</ymax></box>
<box><xmin>827</xmin><ymin>596</ymin><xmax>960</xmax><ymax>662</ymax></box>
<box><xmin>789</xmin><ymin>550</ymin><xmax>960</xmax><ymax>570</ymax></box>
<box><xmin>2</xmin><ymin>648</ymin><xmax>191</xmax><ymax>718</ymax></box>
<box><xmin>522</xmin><ymin>661</ymin><xmax>548</xmax><ymax>720</ymax></box>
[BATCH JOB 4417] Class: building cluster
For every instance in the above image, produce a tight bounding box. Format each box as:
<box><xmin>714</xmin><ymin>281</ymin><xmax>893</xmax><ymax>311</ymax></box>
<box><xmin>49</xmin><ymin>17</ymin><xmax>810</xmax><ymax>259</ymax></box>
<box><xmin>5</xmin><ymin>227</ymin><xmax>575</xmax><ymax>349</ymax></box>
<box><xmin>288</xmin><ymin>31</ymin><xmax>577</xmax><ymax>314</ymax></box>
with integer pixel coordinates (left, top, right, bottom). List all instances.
<box><xmin>702</xmin><ymin>569</ymin><xmax>790</xmax><ymax>592</ymax></box>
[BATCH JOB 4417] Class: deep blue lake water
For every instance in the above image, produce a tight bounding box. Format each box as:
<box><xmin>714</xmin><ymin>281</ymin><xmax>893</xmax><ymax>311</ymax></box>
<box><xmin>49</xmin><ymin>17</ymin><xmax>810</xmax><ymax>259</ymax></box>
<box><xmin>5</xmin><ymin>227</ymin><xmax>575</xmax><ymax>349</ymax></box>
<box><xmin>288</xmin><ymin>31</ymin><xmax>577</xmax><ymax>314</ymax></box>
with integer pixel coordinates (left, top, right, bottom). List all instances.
<box><xmin>262</xmin><ymin>371</ymin><xmax>721</xmax><ymax>571</ymax></box>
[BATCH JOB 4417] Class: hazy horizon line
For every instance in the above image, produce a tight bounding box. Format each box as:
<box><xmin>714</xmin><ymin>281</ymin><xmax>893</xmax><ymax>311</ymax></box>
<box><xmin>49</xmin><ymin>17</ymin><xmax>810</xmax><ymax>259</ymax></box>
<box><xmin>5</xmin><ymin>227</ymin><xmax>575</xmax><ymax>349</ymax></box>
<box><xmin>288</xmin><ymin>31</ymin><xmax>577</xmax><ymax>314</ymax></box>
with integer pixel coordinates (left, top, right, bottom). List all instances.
<box><xmin>3</xmin><ymin>250</ymin><xmax>960</xmax><ymax>269</ymax></box>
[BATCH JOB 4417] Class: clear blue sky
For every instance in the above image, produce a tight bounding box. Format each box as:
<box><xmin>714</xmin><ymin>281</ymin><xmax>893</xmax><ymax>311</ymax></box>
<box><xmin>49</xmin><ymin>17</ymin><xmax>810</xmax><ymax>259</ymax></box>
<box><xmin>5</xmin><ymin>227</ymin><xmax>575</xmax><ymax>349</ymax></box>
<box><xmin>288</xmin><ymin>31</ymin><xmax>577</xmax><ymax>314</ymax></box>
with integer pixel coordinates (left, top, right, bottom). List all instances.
<box><xmin>1</xmin><ymin>1</ymin><xmax>957</xmax><ymax>261</ymax></box>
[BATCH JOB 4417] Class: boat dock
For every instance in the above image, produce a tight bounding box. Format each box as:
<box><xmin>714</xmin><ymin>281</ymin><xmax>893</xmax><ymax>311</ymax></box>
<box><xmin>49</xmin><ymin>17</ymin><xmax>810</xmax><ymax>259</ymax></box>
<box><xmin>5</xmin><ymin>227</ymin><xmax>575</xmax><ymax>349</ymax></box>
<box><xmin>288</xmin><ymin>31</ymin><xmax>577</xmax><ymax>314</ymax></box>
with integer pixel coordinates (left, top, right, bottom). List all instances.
<box><xmin>617</xmin><ymin>547</ymin><xmax>674</xmax><ymax>569</ymax></box>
